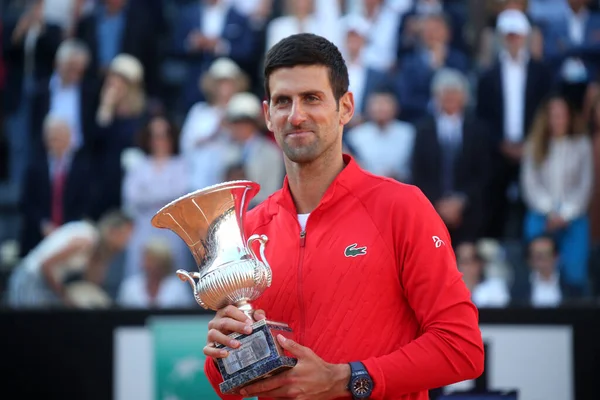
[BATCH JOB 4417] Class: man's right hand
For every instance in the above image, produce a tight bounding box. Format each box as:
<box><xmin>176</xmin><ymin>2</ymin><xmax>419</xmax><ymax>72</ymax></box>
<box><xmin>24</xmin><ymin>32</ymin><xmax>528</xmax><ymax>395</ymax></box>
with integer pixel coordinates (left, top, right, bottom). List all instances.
<box><xmin>204</xmin><ymin>306</ymin><xmax>267</xmax><ymax>359</ymax></box>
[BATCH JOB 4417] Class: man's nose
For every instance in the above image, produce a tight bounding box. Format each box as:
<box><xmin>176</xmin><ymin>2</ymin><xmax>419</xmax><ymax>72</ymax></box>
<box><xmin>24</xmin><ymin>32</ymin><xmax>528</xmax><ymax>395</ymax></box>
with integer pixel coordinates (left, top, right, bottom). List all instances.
<box><xmin>288</xmin><ymin>100</ymin><xmax>307</xmax><ymax>126</ymax></box>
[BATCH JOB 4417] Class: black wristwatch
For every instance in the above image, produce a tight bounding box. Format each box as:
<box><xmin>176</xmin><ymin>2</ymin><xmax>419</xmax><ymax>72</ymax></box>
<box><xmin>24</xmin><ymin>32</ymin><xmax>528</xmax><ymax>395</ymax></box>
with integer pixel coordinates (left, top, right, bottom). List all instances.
<box><xmin>347</xmin><ymin>361</ymin><xmax>373</xmax><ymax>399</ymax></box>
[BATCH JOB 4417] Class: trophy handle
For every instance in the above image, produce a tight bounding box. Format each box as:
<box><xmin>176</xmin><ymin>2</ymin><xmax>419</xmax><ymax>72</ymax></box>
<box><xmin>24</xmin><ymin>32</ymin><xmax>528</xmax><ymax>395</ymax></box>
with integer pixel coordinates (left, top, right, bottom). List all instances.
<box><xmin>176</xmin><ymin>269</ymin><xmax>207</xmax><ymax>309</ymax></box>
<box><xmin>247</xmin><ymin>234</ymin><xmax>272</xmax><ymax>287</ymax></box>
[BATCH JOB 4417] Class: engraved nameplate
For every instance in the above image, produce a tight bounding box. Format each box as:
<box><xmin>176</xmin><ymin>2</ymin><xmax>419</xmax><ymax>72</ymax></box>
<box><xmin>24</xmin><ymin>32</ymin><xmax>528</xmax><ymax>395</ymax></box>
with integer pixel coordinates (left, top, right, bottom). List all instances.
<box><xmin>222</xmin><ymin>331</ymin><xmax>271</xmax><ymax>375</ymax></box>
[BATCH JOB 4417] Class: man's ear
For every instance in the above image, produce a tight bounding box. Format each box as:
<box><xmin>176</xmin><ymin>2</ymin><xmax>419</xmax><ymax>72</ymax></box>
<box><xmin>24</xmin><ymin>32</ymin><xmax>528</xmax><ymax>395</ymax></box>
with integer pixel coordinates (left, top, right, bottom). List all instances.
<box><xmin>262</xmin><ymin>100</ymin><xmax>273</xmax><ymax>132</ymax></box>
<box><xmin>339</xmin><ymin>91</ymin><xmax>355</xmax><ymax>127</ymax></box>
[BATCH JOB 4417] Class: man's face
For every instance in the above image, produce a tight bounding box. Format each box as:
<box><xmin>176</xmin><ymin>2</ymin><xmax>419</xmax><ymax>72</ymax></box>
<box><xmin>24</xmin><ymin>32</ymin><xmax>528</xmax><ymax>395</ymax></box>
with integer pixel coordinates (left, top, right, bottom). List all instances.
<box><xmin>421</xmin><ymin>17</ymin><xmax>448</xmax><ymax>47</ymax></box>
<box><xmin>346</xmin><ymin>31</ymin><xmax>366</xmax><ymax>56</ymax></box>
<box><xmin>367</xmin><ymin>93</ymin><xmax>396</xmax><ymax>124</ymax></box>
<box><xmin>438</xmin><ymin>88</ymin><xmax>465</xmax><ymax>115</ymax></box>
<box><xmin>529</xmin><ymin>238</ymin><xmax>557</xmax><ymax>275</ymax></box>
<box><xmin>263</xmin><ymin>65</ymin><xmax>353</xmax><ymax>164</ymax></box>
<box><xmin>59</xmin><ymin>53</ymin><xmax>87</xmax><ymax>84</ymax></box>
<box><xmin>456</xmin><ymin>243</ymin><xmax>482</xmax><ymax>282</ymax></box>
<box><xmin>108</xmin><ymin>224</ymin><xmax>133</xmax><ymax>251</ymax></box>
<box><xmin>504</xmin><ymin>33</ymin><xmax>527</xmax><ymax>53</ymax></box>
<box><xmin>229</xmin><ymin>120</ymin><xmax>255</xmax><ymax>143</ymax></box>
<box><xmin>292</xmin><ymin>0</ymin><xmax>312</xmax><ymax>15</ymax></box>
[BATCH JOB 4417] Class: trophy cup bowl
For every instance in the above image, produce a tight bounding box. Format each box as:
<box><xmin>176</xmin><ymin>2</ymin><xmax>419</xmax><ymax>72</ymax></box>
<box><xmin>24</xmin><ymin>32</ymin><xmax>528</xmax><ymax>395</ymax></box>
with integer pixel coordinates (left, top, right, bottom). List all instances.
<box><xmin>151</xmin><ymin>181</ymin><xmax>296</xmax><ymax>394</ymax></box>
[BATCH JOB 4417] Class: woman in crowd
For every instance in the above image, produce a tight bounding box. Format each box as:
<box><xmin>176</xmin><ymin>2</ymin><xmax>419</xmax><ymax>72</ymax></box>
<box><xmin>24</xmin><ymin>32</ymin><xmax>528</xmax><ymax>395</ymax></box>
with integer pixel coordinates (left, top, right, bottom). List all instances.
<box><xmin>122</xmin><ymin>115</ymin><xmax>189</xmax><ymax>278</ymax></box>
<box><xmin>117</xmin><ymin>237</ymin><xmax>192</xmax><ymax>309</ymax></box>
<box><xmin>521</xmin><ymin>94</ymin><xmax>594</xmax><ymax>295</ymax></box>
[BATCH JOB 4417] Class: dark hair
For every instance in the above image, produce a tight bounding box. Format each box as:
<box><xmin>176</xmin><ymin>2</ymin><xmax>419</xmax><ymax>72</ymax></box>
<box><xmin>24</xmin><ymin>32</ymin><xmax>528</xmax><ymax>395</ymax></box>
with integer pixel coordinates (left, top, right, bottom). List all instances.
<box><xmin>527</xmin><ymin>234</ymin><xmax>558</xmax><ymax>258</ymax></box>
<box><xmin>263</xmin><ymin>33</ymin><xmax>349</xmax><ymax>104</ymax></box>
<box><xmin>136</xmin><ymin>114</ymin><xmax>180</xmax><ymax>155</ymax></box>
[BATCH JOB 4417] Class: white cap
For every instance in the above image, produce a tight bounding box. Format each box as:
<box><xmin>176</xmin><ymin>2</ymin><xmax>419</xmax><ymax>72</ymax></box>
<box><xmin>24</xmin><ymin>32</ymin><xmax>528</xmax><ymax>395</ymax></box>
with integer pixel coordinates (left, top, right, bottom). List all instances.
<box><xmin>208</xmin><ymin>57</ymin><xmax>243</xmax><ymax>80</ymax></box>
<box><xmin>109</xmin><ymin>54</ymin><xmax>144</xmax><ymax>83</ymax></box>
<box><xmin>342</xmin><ymin>15</ymin><xmax>370</xmax><ymax>38</ymax></box>
<box><xmin>226</xmin><ymin>92</ymin><xmax>262</xmax><ymax>121</ymax></box>
<box><xmin>496</xmin><ymin>9</ymin><xmax>531</xmax><ymax>36</ymax></box>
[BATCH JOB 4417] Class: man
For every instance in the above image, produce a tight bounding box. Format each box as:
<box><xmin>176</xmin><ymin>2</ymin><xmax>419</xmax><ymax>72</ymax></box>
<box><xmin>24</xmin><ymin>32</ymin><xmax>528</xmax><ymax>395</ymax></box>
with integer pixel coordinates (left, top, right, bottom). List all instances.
<box><xmin>76</xmin><ymin>0</ymin><xmax>160</xmax><ymax>97</ymax></box>
<box><xmin>511</xmin><ymin>234</ymin><xmax>585</xmax><ymax>307</ymax></box>
<box><xmin>339</xmin><ymin>14</ymin><xmax>393</xmax><ymax>127</ymax></box>
<box><xmin>203</xmin><ymin>33</ymin><xmax>484</xmax><ymax>399</ymax></box>
<box><xmin>19</xmin><ymin>115</ymin><xmax>94</xmax><ymax>256</ymax></box>
<box><xmin>411</xmin><ymin>68</ymin><xmax>491</xmax><ymax>245</ymax></box>
<box><xmin>476</xmin><ymin>9</ymin><xmax>551</xmax><ymax>239</ymax></box>
<box><xmin>345</xmin><ymin>89</ymin><xmax>415</xmax><ymax>183</ymax></box>
<box><xmin>540</xmin><ymin>0</ymin><xmax>600</xmax><ymax>80</ymax></box>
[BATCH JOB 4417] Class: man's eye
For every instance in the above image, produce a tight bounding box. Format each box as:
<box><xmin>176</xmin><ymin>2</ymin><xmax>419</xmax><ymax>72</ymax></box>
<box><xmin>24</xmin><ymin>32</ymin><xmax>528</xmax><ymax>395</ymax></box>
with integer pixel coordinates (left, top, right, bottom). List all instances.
<box><xmin>275</xmin><ymin>98</ymin><xmax>290</xmax><ymax>105</ymax></box>
<box><xmin>306</xmin><ymin>96</ymin><xmax>319</xmax><ymax>102</ymax></box>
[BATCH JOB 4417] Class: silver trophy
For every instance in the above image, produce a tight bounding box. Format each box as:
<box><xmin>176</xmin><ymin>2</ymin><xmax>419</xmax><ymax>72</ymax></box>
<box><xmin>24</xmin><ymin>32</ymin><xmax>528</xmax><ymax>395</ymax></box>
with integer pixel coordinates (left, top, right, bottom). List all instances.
<box><xmin>151</xmin><ymin>181</ymin><xmax>296</xmax><ymax>394</ymax></box>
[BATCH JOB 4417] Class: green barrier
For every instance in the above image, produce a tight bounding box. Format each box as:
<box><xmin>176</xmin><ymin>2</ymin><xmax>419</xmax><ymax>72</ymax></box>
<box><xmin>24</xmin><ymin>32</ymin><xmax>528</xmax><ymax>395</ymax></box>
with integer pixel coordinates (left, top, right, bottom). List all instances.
<box><xmin>149</xmin><ymin>316</ymin><xmax>257</xmax><ymax>400</ymax></box>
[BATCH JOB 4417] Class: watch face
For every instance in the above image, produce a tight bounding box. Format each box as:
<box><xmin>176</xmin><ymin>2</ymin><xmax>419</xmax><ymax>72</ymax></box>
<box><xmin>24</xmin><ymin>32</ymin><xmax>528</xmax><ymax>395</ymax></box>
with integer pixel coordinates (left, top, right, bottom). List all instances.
<box><xmin>352</xmin><ymin>377</ymin><xmax>372</xmax><ymax>396</ymax></box>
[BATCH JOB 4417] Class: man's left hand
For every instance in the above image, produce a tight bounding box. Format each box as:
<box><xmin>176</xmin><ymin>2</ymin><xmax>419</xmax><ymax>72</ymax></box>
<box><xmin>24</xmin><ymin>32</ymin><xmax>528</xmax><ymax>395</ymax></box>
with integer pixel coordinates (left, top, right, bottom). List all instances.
<box><xmin>239</xmin><ymin>335</ymin><xmax>351</xmax><ymax>399</ymax></box>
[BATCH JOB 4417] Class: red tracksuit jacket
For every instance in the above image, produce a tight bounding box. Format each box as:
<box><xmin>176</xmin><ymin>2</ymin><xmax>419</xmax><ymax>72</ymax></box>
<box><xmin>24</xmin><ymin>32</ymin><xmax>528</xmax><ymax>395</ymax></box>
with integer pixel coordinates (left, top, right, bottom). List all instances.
<box><xmin>205</xmin><ymin>155</ymin><xmax>484</xmax><ymax>399</ymax></box>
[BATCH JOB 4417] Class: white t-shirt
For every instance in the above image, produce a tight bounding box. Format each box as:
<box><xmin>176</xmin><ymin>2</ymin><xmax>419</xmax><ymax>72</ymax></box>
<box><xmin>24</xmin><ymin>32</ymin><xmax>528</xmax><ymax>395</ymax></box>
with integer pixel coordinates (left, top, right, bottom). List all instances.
<box><xmin>117</xmin><ymin>274</ymin><xmax>193</xmax><ymax>309</ymax></box>
<box><xmin>297</xmin><ymin>213</ymin><xmax>310</xmax><ymax>231</ymax></box>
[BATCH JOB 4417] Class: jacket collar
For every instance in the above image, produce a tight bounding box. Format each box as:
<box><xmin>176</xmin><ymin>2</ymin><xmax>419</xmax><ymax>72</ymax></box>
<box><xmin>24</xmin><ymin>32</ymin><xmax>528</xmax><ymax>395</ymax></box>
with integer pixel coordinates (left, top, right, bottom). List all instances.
<box><xmin>270</xmin><ymin>154</ymin><xmax>363</xmax><ymax>216</ymax></box>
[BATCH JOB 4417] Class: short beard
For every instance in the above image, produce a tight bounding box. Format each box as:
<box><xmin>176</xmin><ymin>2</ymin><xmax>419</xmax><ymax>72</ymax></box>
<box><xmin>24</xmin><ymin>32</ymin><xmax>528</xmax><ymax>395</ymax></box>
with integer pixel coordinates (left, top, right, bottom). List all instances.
<box><xmin>281</xmin><ymin>139</ymin><xmax>321</xmax><ymax>164</ymax></box>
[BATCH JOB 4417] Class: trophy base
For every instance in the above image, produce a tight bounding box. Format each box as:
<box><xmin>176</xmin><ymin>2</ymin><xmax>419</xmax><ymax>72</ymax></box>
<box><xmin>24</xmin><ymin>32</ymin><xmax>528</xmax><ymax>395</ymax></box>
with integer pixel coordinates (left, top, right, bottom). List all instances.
<box><xmin>215</xmin><ymin>319</ymin><xmax>297</xmax><ymax>395</ymax></box>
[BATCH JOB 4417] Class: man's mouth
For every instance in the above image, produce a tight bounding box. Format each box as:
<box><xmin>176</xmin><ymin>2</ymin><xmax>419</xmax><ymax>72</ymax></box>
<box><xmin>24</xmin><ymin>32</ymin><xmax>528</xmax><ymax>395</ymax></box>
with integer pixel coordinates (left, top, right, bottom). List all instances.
<box><xmin>286</xmin><ymin>131</ymin><xmax>313</xmax><ymax>138</ymax></box>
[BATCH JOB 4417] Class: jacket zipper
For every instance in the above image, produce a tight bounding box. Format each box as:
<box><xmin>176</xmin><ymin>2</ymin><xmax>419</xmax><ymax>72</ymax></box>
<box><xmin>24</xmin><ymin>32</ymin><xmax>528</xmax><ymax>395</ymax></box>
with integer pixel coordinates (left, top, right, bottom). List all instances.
<box><xmin>297</xmin><ymin>230</ymin><xmax>307</xmax><ymax>345</ymax></box>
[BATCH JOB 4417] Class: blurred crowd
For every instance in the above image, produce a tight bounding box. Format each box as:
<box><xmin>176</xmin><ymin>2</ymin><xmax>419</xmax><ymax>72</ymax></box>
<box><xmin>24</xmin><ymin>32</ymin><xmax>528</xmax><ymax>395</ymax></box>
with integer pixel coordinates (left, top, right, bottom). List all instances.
<box><xmin>0</xmin><ymin>0</ymin><xmax>600</xmax><ymax>310</ymax></box>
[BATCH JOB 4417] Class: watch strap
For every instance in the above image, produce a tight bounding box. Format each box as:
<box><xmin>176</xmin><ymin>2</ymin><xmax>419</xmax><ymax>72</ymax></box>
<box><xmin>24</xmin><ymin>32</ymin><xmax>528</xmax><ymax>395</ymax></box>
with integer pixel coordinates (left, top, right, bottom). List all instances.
<box><xmin>348</xmin><ymin>361</ymin><xmax>373</xmax><ymax>399</ymax></box>
<box><xmin>349</xmin><ymin>361</ymin><xmax>368</xmax><ymax>377</ymax></box>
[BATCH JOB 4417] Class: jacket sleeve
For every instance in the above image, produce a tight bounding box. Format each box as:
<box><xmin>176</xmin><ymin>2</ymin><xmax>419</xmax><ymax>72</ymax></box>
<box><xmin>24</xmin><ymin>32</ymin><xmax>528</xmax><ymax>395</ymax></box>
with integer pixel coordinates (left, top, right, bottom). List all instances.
<box><xmin>361</xmin><ymin>186</ymin><xmax>484</xmax><ymax>398</ymax></box>
<box><xmin>559</xmin><ymin>136</ymin><xmax>594</xmax><ymax>221</ymax></box>
<box><xmin>520</xmin><ymin>143</ymin><xmax>554</xmax><ymax>215</ymax></box>
<box><xmin>204</xmin><ymin>357</ymin><xmax>244</xmax><ymax>400</ymax></box>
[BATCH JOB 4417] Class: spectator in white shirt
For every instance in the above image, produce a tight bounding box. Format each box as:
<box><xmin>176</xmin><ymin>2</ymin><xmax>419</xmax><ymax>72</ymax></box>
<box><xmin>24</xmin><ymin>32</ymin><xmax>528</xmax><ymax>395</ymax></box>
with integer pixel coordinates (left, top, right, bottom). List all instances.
<box><xmin>122</xmin><ymin>115</ymin><xmax>191</xmax><ymax>278</ymax></box>
<box><xmin>457</xmin><ymin>241</ymin><xmax>511</xmax><ymax>308</ymax></box>
<box><xmin>345</xmin><ymin>0</ymin><xmax>401</xmax><ymax>72</ymax></box>
<box><xmin>117</xmin><ymin>237</ymin><xmax>193</xmax><ymax>309</ymax></box>
<box><xmin>476</xmin><ymin>9</ymin><xmax>552</xmax><ymax>240</ymax></box>
<box><xmin>265</xmin><ymin>0</ymin><xmax>342</xmax><ymax>52</ymax></box>
<box><xmin>339</xmin><ymin>14</ymin><xmax>393</xmax><ymax>127</ymax></box>
<box><xmin>345</xmin><ymin>90</ymin><xmax>415</xmax><ymax>182</ymax></box>
<box><xmin>179</xmin><ymin>58</ymin><xmax>249</xmax><ymax>192</ymax></box>
<box><xmin>510</xmin><ymin>234</ymin><xmax>581</xmax><ymax>306</ymax></box>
